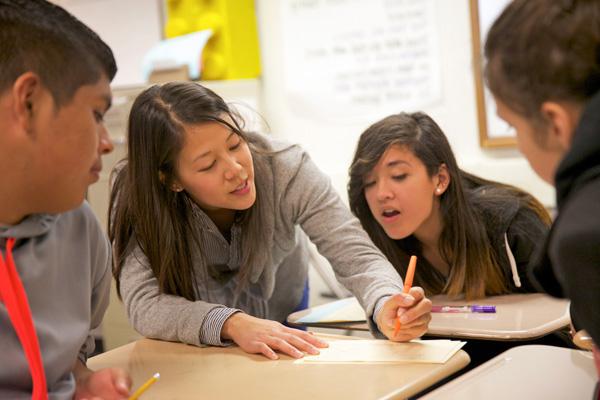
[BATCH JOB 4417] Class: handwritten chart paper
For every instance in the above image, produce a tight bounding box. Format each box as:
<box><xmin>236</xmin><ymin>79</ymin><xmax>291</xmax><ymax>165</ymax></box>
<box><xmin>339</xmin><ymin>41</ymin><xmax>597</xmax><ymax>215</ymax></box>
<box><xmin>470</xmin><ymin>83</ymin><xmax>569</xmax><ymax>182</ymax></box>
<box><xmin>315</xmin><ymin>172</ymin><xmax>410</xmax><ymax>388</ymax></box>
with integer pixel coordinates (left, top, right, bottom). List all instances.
<box><xmin>295</xmin><ymin>339</ymin><xmax>465</xmax><ymax>364</ymax></box>
<box><xmin>281</xmin><ymin>0</ymin><xmax>441</xmax><ymax>122</ymax></box>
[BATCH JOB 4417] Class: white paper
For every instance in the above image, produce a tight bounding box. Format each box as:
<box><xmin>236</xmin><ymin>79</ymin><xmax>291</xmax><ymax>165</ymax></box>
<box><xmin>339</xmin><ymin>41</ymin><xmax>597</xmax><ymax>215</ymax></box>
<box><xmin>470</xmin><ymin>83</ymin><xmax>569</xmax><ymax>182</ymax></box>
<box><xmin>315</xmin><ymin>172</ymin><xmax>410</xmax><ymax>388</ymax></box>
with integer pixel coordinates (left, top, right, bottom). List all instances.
<box><xmin>295</xmin><ymin>339</ymin><xmax>466</xmax><ymax>364</ymax></box>
<box><xmin>281</xmin><ymin>0</ymin><xmax>442</xmax><ymax>123</ymax></box>
<box><xmin>141</xmin><ymin>30</ymin><xmax>213</xmax><ymax>81</ymax></box>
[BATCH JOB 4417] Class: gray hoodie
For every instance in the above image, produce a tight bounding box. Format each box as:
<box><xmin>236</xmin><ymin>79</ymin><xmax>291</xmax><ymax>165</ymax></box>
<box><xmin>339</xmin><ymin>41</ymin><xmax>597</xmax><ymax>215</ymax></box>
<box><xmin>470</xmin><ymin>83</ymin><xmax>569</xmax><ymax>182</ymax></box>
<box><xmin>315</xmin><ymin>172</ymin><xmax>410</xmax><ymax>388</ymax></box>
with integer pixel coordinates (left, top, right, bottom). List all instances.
<box><xmin>119</xmin><ymin>135</ymin><xmax>404</xmax><ymax>346</ymax></box>
<box><xmin>0</xmin><ymin>202</ymin><xmax>111</xmax><ymax>399</ymax></box>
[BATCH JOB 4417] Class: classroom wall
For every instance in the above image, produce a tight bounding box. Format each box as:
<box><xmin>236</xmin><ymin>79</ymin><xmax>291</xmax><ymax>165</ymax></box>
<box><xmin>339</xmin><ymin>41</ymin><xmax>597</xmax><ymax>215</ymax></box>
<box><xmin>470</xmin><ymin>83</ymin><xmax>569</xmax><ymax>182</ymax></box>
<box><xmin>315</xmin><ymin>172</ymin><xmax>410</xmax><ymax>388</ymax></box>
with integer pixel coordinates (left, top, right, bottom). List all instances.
<box><xmin>50</xmin><ymin>0</ymin><xmax>164</xmax><ymax>87</ymax></box>
<box><xmin>61</xmin><ymin>0</ymin><xmax>554</xmax><ymax>206</ymax></box>
<box><xmin>255</xmin><ymin>0</ymin><xmax>556</xmax><ymax>207</ymax></box>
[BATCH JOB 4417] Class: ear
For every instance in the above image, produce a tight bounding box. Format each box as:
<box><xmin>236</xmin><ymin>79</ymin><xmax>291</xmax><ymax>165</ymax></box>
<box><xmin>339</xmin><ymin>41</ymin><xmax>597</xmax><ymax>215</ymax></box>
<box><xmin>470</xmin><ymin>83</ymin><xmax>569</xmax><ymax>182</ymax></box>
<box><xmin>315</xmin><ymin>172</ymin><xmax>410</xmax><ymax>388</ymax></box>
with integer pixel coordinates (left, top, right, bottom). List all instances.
<box><xmin>11</xmin><ymin>72</ymin><xmax>43</xmax><ymax>136</ymax></box>
<box><xmin>434</xmin><ymin>163</ymin><xmax>450</xmax><ymax>196</ymax></box>
<box><xmin>159</xmin><ymin>171</ymin><xmax>184</xmax><ymax>192</ymax></box>
<box><xmin>540</xmin><ymin>101</ymin><xmax>580</xmax><ymax>151</ymax></box>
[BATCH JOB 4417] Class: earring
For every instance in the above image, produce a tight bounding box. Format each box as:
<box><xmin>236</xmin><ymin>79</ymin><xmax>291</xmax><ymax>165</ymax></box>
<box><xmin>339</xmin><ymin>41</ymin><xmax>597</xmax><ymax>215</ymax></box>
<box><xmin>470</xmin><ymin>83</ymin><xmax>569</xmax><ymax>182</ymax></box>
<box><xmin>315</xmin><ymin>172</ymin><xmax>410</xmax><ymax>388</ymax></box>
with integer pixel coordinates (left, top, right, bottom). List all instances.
<box><xmin>436</xmin><ymin>188</ymin><xmax>442</xmax><ymax>194</ymax></box>
<box><xmin>172</xmin><ymin>185</ymin><xmax>183</xmax><ymax>192</ymax></box>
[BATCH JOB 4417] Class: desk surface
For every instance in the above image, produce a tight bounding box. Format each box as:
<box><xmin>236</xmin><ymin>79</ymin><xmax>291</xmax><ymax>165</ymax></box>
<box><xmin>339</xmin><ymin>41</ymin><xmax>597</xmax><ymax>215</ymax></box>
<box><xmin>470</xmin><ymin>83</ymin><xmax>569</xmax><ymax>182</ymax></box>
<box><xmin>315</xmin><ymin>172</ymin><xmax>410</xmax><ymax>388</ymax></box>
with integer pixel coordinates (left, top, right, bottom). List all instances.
<box><xmin>287</xmin><ymin>293</ymin><xmax>570</xmax><ymax>340</ymax></box>
<box><xmin>421</xmin><ymin>345</ymin><xmax>597</xmax><ymax>399</ymax></box>
<box><xmin>88</xmin><ymin>334</ymin><xmax>470</xmax><ymax>400</ymax></box>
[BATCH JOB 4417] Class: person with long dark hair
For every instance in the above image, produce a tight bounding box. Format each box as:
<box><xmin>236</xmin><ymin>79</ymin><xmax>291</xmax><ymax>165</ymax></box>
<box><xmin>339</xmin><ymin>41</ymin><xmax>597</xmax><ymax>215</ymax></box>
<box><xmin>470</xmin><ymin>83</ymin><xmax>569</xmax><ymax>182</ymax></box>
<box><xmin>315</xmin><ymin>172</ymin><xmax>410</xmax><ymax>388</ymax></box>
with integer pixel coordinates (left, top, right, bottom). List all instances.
<box><xmin>348</xmin><ymin>112</ymin><xmax>551</xmax><ymax>300</ymax></box>
<box><xmin>109</xmin><ymin>82</ymin><xmax>432</xmax><ymax>360</ymax></box>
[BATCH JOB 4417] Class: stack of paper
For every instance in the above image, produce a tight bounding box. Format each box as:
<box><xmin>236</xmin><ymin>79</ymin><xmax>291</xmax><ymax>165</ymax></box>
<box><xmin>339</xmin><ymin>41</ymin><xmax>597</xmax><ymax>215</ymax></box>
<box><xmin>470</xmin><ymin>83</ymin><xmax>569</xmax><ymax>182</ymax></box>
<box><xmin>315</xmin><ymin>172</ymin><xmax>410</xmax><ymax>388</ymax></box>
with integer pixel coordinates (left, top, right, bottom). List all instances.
<box><xmin>295</xmin><ymin>339</ymin><xmax>465</xmax><ymax>364</ymax></box>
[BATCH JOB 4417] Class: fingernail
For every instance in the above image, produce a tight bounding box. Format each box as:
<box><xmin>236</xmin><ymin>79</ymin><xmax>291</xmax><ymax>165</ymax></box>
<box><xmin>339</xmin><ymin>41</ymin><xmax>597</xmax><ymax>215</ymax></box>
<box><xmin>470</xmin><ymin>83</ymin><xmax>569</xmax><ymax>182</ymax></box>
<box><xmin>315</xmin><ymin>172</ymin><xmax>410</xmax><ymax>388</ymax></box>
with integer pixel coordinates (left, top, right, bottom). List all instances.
<box><xmin>403</xmin><ymin>296</ymin><xmax>414</xmax><ymax>305</ymax></box>
<box><xmin>117</xmin><ymin>379</ymin><xmax>129</xmax><ymax>391</ymax></box>
<box><xmin>309</xmin><ymin>347</ymin><xmax>320</xmax><ymax>355</ymax></box>
<box><xmin>295</xmin><ymin>350</ymin><xmax>304</xmax><ymax>358</ymax></box>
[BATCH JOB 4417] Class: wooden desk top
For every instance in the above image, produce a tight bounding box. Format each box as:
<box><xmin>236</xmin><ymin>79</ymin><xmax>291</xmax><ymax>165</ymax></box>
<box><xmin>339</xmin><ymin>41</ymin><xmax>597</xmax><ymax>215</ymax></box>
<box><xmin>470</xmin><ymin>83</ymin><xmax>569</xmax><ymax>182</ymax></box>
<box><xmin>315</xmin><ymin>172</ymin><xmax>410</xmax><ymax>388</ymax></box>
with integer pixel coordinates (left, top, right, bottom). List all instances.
<box><xmin>88</xmin><ymin>334</ymin><xmax>470</xmax><ymax>400</ymax></box>
<box><xmin>287</xmin><ymin>293</ymin><xmax>570</xmax><ymax>340</ymax></box>
<box><xmin>421</xmin><ymin>345</ymin><xmax>597</xmax><ymax>399</ymax></box>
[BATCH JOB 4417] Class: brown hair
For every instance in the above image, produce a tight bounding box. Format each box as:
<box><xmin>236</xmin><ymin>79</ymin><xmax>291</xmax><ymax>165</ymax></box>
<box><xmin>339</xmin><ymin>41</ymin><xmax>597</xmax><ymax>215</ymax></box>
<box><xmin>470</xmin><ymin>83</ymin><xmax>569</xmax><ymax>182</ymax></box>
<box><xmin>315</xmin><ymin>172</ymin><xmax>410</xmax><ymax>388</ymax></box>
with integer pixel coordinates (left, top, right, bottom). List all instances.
<box><xmin>109</xmin><ymin>82</ymin><xmax>270</xmax><ymax>301</ymax></box>
<box><xmin>348</xmin><ymin>112</ymin><xmax>551</xmax><ymax>299</ymax></box>
<box><xmin>485</xmin><ymin>0</ymin><xmax>600</xmax><ymax>128</ymax></box>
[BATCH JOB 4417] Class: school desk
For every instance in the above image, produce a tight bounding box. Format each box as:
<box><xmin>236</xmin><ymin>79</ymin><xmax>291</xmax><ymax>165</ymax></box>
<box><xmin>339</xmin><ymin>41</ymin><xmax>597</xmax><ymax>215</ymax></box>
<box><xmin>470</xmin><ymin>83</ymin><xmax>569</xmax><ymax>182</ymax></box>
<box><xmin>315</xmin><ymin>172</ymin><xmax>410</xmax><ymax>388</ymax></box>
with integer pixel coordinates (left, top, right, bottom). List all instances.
<box><xmin>420</xmin><ymin>345</ymin><xmax>598</xmax><ymax>399</ymax></box>
<box><xmin>87</xmin><ymin>333</ymin><xmax>470</xmax><ymax>400</ymax></box>
<box><xmin>287</xmin><ymin>293</ymin><xmax>570</xmax><ymax>340</ymax></box>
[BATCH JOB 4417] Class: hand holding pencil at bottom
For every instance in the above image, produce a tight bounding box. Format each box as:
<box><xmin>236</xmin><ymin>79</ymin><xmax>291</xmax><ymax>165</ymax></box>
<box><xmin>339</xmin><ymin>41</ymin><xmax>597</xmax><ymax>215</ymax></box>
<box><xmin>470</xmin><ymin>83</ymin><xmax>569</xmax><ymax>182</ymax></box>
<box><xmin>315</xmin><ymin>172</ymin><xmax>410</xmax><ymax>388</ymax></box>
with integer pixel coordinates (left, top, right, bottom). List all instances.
<box><xmin>376</xmin><ymin>256</ymin><xmax>432</xmax><ymax>342</ymax></box>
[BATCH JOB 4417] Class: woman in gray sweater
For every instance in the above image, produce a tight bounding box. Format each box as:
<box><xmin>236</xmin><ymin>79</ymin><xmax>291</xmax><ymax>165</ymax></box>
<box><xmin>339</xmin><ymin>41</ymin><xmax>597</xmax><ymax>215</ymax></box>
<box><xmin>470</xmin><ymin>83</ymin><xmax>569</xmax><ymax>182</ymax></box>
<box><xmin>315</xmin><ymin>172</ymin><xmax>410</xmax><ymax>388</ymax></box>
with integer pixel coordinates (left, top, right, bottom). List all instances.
<box><xmin>109</xmin><ymin>82</ymin><xmax>431</xmax><ymax>360</ymax></box>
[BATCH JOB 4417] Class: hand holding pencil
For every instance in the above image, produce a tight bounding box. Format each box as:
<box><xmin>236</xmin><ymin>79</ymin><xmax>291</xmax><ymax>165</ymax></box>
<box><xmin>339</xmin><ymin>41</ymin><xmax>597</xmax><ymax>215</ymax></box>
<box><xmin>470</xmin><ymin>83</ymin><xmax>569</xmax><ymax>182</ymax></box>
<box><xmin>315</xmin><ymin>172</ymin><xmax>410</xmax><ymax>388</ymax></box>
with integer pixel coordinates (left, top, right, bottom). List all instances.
<box><xmin>376</xmin><ymin>256</ymin><xmax>432</xmax><ymax>342</ymax></box>
<box><xmin>129</xmin><ymin>372</ymin><xmax>160</xmax><ymax>400</ymax></box>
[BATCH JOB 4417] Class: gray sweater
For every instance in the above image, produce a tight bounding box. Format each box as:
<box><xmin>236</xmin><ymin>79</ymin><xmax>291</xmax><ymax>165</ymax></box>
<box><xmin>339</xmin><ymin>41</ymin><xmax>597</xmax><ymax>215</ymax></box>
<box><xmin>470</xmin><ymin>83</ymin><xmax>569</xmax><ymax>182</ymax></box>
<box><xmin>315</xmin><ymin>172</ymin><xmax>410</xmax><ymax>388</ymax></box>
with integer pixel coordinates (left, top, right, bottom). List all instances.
<box><xmin>0</xmin><ymin>202</ymin><xmax>111</xmax><ymax>399</ymax></box>
<box><xmin>119</xmin><ymin>135</ymin><xmax>404</xmax><ymax>346</ymax></box>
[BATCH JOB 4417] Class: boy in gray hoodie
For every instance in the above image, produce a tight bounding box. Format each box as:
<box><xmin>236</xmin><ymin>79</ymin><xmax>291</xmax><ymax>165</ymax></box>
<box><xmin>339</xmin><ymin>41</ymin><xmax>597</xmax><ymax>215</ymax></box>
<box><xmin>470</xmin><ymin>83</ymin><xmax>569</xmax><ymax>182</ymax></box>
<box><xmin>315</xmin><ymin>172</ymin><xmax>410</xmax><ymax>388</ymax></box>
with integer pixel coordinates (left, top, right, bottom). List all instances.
<box><xmin>0</xmin><ymin>1</ymin><xmax>131</xmax><ymax>398</ymax></box>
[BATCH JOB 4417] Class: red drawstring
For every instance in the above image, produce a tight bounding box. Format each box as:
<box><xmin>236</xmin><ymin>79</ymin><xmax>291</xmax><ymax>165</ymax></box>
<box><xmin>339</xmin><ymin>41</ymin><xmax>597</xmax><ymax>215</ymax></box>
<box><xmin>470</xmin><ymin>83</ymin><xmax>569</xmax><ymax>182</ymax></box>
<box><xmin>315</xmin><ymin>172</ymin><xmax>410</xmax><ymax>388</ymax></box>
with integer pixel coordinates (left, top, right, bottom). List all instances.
<box><xmin>0</xmin><ymin>238</ymin><xmax>48</xmax><ymax>400</ymax></box>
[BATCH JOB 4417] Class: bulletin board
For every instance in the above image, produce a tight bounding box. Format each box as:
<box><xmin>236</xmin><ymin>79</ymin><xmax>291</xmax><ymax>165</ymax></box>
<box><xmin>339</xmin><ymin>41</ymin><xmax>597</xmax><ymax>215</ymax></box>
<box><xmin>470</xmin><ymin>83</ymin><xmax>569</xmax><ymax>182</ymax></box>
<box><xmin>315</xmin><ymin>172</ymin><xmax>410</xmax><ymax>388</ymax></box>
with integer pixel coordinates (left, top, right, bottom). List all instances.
<box><xmin>470</xmin><ymin>0</ymin><xmax>516</xmax><ymax>148</ymax></box>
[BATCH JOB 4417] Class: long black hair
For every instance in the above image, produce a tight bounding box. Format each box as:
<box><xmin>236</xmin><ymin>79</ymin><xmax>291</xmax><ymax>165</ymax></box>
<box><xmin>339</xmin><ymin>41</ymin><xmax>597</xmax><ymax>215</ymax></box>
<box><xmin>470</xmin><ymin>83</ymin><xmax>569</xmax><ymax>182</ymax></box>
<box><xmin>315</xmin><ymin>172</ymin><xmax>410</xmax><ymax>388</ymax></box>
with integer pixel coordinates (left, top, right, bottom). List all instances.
<box><xmin>109</xmin><ymin>82</ymin><xmax>270</xmax><ymax>301</ymax></box>
<box><xmin>348</xmin><ymin>112</ymin><xmax>550</xmax><ymax>299</ymax></box>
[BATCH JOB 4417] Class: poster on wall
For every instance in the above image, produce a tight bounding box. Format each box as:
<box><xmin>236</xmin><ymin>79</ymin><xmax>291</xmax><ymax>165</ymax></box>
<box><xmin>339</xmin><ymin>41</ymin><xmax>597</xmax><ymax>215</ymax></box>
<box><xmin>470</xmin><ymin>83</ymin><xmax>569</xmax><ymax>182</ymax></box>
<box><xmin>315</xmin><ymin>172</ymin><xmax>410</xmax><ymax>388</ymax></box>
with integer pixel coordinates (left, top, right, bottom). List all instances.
<box><xmin>281</xmin><ymin>0</ymin><xmax>442</xmax><ymax>123</ymax></box>
<box><xmin>470</xmin><ymin>0</ymin><xmax>515</xmax><ymax>148</ymax></box>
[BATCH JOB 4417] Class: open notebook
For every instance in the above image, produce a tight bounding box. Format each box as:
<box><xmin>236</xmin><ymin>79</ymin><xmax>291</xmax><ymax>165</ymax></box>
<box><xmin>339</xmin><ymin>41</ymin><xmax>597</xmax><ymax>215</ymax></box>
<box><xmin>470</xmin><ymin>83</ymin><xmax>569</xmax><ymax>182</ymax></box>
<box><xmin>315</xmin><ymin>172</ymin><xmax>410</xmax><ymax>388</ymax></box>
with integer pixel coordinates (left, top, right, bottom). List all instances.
<box><xmin>295</xmin><ymin>339</ymin><xmax>465</xmax><ymax>364</ymax></box>
<box><xmin>296</xmin><ymin>297</ymin><xmax>365</xmax><ymax>324</ymax></box>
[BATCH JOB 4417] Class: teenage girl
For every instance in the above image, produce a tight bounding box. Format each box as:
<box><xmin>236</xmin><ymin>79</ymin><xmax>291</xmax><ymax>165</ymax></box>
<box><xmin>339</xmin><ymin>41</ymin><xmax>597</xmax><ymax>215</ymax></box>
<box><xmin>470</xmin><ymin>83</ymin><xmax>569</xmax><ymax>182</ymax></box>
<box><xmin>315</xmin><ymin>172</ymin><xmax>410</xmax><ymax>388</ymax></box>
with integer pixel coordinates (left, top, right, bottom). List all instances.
<box><xmin>108</xmin><ymin>82</ymin><xmax>432</xmax><ymax>360</ymax></box>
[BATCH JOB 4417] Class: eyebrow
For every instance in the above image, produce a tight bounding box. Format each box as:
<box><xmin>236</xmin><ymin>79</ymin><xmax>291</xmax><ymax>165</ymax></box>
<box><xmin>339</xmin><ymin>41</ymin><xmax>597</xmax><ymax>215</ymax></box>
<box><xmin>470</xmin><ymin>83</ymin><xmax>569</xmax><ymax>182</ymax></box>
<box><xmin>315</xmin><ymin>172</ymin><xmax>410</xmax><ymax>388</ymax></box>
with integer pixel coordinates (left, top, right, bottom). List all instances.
<box><xmin>102</xmin><ymin>94</ymin><xmax>112</xmax><ymax>111</ymax></box>
<box><xmin>192</xmin><ymin>131</ymin><xmax>236</xmax><ymax>163</ymax></box>
<box><xmin>364</xmin><ymin>159</ymin><xmax>409</xmax><ymax>181</ymax></box>
<box><xmin>386</xmin><ymin>160</ymin><xmax>410</xmax><ymax>168</ymax></box>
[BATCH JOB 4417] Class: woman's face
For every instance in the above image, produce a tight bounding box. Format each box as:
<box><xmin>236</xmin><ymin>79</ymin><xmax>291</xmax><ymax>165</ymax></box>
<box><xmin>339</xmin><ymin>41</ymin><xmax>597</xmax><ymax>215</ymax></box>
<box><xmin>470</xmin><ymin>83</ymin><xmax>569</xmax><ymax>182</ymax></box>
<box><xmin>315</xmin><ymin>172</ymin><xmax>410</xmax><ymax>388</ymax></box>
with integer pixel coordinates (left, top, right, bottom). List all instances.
<box><xmin>172</xmin><ymin>120</ymin><xmax>256</xmax><ymax>215</ymax></box>
<box><xmin>495</xmin><ymin>97</ymin><xmax>567</xmax><ymax>185</ymax></box>
<box><xmin>363</xmin><ymin>144</ymin><xmax>444</xmax><ymax>240</ymax></box>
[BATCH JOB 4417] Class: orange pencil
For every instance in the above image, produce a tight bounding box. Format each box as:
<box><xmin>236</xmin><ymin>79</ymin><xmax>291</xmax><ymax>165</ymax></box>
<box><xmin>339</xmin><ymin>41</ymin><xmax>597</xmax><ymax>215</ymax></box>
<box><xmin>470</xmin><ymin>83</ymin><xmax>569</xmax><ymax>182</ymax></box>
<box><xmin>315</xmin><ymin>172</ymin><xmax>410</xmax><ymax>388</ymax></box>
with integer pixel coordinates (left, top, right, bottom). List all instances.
<box><xmin>393</xmin><ymin>255</ymin><xmax>417</xmax><ymax>336</ymax></box>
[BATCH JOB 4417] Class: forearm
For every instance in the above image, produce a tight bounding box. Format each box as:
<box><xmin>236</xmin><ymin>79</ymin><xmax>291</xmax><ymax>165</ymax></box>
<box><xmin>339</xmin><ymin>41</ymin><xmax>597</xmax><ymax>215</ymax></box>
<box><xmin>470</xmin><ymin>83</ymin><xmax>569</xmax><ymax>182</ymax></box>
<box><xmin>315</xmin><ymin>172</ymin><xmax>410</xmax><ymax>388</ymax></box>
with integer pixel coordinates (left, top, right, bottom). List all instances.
<box><xmin>123</xmin><ymin>289</ymin><xmax>224</xmax><ymax>346</ymax></box>
<box><xmin>305</xmin><ymin>208</ymin><xmax>404</xmax><ymax>314</ymax></box>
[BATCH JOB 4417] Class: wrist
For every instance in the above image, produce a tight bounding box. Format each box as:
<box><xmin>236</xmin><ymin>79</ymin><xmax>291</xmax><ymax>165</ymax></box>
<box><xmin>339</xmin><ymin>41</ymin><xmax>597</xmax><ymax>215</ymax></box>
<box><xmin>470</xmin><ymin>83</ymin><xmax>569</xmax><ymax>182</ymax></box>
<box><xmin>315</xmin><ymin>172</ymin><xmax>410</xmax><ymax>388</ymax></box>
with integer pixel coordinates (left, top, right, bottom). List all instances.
<box><xmin>72</xmin><ymin>359</ymin><xmax>92</xmax><ymax>384</ymax></box>
<box><xmin>221</xmin><ymin>311</ymin><xmax>243</xmax><ymax>340</ymax></box>
<box><xmin>373</xmin><ymin>295</ymin><xmax>392</xmax><ymax>330</ymax></box>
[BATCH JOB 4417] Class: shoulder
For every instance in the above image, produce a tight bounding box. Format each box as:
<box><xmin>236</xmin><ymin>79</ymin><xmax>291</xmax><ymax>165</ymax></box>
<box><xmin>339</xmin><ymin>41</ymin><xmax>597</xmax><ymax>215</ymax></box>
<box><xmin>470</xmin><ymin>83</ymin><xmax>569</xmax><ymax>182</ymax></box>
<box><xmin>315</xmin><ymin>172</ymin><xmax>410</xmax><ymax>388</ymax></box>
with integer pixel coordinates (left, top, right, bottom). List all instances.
<box><xmin>247</xmin><ymin>132</ymin><xmax>305</xmax><ymax>162</ymax></box>
<box><xmin>553</xmin><ymin>180</ymin><xmax>600</xmax><ymax>249</ymax></box>
<box><xmin>56</xmin><ymin>201</ymin><xmax>103</xmax><ymax>235</ymax></box>
<box><xmin>248</xmin><ymin>132</ymin><xmax>317</xmax><ymax>181</ymax></box>
<box><xmin>54</xmin><ymin>201</ymin><xmax>109</xmax><ymax>254</ymax></box>
<box><xmin>468</xmin><ymin>186</ymin><xmax>520</xmax><ymax>232</ymax></box>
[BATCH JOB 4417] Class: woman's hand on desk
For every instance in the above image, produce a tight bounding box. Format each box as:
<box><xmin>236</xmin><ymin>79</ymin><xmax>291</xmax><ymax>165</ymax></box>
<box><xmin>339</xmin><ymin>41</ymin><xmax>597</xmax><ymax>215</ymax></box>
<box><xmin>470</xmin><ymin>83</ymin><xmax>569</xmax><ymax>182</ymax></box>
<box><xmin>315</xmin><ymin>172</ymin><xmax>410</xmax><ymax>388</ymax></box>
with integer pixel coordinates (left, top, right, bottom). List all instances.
<box><xmin>377</xmin><ymin>287</ymin><xmax>432</xmax><ymax>342</ymax></box>
<box><xmin>221</xmin><ymin>313</ymin><xmax>329</xmax><ymax>360</ymax></box>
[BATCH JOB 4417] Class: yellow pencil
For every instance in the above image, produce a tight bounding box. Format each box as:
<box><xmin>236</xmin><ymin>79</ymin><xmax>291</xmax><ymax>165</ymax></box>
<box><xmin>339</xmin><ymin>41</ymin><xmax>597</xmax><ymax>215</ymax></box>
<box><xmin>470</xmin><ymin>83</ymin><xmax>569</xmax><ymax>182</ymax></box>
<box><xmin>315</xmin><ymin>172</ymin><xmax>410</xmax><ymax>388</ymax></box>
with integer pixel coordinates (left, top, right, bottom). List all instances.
<box><xmin>129</xmin><ymin>372</ymin><xmax>160</xmax><ymax>400</ymax></box>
